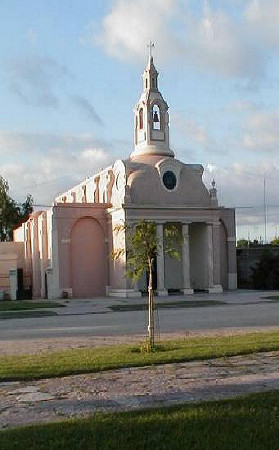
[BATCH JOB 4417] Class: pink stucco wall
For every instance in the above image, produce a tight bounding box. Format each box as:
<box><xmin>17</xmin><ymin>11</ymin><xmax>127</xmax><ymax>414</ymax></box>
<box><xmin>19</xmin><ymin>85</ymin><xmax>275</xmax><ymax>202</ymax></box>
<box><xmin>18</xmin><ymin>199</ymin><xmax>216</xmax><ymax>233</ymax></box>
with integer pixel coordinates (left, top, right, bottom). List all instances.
<box><xmin>71</xmin><ymin>217</ymin><xmax>106</xmax><ymax>296</ymax></box>
<box><xmin>54</xmin><ymin>204</ymin><xmax>108</xmax><ymax>298</ymax></box>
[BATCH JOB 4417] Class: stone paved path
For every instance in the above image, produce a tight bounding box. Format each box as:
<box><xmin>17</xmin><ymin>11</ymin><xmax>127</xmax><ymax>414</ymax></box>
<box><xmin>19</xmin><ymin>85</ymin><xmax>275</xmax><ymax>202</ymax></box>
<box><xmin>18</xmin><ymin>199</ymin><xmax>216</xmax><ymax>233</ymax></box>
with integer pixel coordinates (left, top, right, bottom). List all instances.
<box><xmin>1</xmin><ymin>350</ymin><xmax>279</xmax><ymax>430</ymax></box>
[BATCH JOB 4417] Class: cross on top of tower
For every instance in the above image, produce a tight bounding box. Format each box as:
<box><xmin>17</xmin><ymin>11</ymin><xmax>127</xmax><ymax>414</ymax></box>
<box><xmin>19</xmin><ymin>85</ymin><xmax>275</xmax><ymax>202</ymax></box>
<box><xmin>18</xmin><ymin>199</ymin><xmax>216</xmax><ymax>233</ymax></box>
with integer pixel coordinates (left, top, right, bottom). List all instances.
<box><xmin>147</xmin><ymin>41</ymin><xmax>155</xmax><ymax>58</ymax></box>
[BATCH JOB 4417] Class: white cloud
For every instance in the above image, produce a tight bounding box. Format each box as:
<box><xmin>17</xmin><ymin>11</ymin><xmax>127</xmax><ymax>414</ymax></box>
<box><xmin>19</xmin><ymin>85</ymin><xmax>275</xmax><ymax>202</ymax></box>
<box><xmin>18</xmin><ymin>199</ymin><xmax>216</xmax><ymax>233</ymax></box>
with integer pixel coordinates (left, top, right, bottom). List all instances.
<box><xmin>203</xmin><ymin>161</ymin><xmax>279</xmax><ymax>240</ymax></box>
<box><xmin>0</xmin><ymin>131</ymin><xmax>113</xmax><ymax>205</ymax></box>
<box><xmin>95</xmin><ymin>0</ymin><xmax>178</xmax><ymax>63</ymax></box>
<box><xmin>173</xmin><ymin>115</ymin><xmax>210</xmax><ymax>145</ymax></box>
<box><xmin>242</xmin><ymin>110</ymin><xmax>279</xmax><ymax>153</ymax></box>
<box><xmin>172</xmin><ymin>113</ymin><xmax>226</xmax><ymax>155</ymax></box>
<box><xmin>182</xmin><ymin>5</ymin><xmax>264</xmax><ymax>80</ymax></box>
<box><xmin>93</xmin><ymin>0</ymin><xmax>271</xmax><ymax>81</ymax></box>
<box><xmin>206</xmin><ymin>163</ymin><xmax>217</xmax><ymax>173</ymax></box>
<box><xmin>225</xmin><ymin>100</ymin><xmax>259</xmax><ymax>113</ymax></box>
<box><xmin>80</xmin><ymin>148</ymin><xmax>108</xmax><ymax>162</ymax></box>
<box><xmin>245</xmin><ymin>0</ymin><xmax>279</xmax><ymax>48</ymax></box>
<box><xmin>0</xmin><ymin>131</ymin><xmax>108</xmax><ymax>156</ymax></box>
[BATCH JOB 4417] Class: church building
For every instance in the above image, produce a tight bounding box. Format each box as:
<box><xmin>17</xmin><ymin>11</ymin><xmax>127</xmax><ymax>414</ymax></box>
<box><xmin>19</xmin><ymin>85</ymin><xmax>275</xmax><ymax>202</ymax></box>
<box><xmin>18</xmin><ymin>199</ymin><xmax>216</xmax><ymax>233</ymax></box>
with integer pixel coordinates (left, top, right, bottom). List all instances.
<box><xmin>13</xmin><ymin>56</ymin><xmax>237</xmax><ymax>299</ymax></box>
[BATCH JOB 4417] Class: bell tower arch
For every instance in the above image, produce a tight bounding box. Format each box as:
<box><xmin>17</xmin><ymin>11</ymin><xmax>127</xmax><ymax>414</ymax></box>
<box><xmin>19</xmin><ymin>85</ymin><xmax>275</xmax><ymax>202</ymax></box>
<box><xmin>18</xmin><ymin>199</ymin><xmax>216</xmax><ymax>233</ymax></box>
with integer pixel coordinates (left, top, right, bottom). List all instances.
<box><xmin>131</xmin><ymin>48</ymin><xmax>174</xmax><ymax>159</ymax></box>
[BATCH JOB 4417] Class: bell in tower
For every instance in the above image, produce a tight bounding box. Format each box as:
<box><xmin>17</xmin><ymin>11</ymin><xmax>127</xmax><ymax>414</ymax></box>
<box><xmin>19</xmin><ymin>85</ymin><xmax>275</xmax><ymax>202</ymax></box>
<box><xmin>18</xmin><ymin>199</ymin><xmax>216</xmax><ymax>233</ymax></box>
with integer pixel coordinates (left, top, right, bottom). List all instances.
<box><xmin>131</xmin><ymin>46</ymin><xmax>174</xmax><ymax>159</ymax></box>
<box><xmin>153</xmin><ymin>110</ymin><xmax>159</xmax><ymax>123</ymax></box>
<box><xmin>153</xmin><ymin>105</ymin><xmax>160</xmax><ymax>130</ymax></box>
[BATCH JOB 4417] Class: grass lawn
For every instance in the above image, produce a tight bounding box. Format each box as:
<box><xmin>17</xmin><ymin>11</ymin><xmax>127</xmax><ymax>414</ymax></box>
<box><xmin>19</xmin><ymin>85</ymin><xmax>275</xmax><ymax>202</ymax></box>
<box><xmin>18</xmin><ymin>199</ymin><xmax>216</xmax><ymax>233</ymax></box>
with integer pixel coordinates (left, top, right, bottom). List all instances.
<box><xmin>1</xmin><ymin>391</ymin><xmax>279</xmax><ymax>450</ymax></box>
<box><xmin>0</xmin><ymin>301</ymin><xmax>65</xmax><ymax>320</ymax></box>
<box><xmin>110</xmin><ymin>300</ymin><xmax>226</xmax><ymax>312</ymax></box>
<box><xmin>0</xmin><ymin>301</ymin><xmax>65</xmax><ymax>311</ymax></box>
<box><xmin>1</xmin><ymin>331</ymin><xmax>279</xmax><ymax>381</ymax></box>
<box><xmin>262</xmin><ymin>296</ymin><xmax>279</xmax><ymax>300</ymax></box>
<box><xmin>0</xmin><ymin>310</ymin><xmax>58</xmax><ymax>320</ymax></box>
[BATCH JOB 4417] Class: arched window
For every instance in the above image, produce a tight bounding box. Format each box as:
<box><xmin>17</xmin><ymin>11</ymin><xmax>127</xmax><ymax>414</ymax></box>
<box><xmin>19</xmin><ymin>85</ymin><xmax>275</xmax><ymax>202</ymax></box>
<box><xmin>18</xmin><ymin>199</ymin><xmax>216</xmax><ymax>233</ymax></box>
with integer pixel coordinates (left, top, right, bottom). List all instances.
<box><xmin>152</xmin><ymin>104</ymin><xmax>160</xmax><ymax>130</ymax></box>
<box><xmin>139</xmin><ymin>108</ymin><xmax>143</xmax><ymax>129</ymax></box>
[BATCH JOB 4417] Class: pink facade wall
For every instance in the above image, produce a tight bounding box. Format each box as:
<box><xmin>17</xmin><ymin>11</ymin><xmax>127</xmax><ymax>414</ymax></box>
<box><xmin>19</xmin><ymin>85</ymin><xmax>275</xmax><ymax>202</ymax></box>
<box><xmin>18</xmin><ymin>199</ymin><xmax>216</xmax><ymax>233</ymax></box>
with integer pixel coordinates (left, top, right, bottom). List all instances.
<box><xmin>71</xmin><ymin>217</ymin><xmax>106</xmax><ymax>296</ymax></box>
<box><xmin>53</xmin><ymin>204</ymin><xmax>109</xmax><ymax>297</ymax></box>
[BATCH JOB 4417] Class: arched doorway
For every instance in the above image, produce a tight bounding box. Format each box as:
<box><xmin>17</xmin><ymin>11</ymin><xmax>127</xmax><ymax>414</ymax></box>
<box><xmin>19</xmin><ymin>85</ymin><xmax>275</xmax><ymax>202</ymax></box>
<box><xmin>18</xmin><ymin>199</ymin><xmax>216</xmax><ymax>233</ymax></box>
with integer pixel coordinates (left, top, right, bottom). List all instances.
<box><xmin>70</xmin><ymin>217</ymin><xmax>106</xmax><ymax>297</ymax></box>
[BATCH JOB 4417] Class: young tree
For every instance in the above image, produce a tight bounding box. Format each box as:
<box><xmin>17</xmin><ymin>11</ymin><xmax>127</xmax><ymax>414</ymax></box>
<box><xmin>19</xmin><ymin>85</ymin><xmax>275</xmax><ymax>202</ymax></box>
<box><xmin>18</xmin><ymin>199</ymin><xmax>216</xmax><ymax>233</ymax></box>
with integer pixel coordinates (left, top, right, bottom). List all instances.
<box><xmin>0</xmin><ymin>176</ymin><xmax>33</xmax><ymax>241</ymax></box>
<box><xmin>112</xmin><ymin>220</ymin><xmax>181</xmax><ymax>350</ymax></box>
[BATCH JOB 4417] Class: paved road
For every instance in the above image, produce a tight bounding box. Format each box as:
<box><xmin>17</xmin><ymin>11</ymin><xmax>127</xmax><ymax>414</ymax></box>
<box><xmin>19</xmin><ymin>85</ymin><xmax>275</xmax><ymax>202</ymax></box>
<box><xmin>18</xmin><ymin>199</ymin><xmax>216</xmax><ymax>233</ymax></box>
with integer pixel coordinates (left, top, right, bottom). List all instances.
<box><xmin>1</xmin><ymin>290</ymin><xmax>279</xmax><ymax>340</ymax></box>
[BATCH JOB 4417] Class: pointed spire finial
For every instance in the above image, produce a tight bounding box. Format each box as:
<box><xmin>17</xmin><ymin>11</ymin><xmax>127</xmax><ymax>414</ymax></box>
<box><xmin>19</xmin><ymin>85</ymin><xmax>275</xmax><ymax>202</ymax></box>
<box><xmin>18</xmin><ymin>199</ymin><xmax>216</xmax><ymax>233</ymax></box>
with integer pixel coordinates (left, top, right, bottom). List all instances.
<box><xmin>147</xmin><ymin>41</ymin><xmax>155</xmax><ymax>59</ymax></box>
<box><xmin>209</xmin><ymin>179</ymin><xmax>218</xmax><ymax>206</ymax></box>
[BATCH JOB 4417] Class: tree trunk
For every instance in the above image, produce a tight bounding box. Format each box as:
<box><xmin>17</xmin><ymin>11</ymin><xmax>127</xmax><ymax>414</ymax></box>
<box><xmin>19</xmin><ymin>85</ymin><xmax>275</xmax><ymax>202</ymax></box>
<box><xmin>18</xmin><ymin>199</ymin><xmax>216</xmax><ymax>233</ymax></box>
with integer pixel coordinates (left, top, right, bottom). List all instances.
<box><xmin>148</xmin><ymin>259</ymin><xmax>155</xmax><ymax>350</ymax></box>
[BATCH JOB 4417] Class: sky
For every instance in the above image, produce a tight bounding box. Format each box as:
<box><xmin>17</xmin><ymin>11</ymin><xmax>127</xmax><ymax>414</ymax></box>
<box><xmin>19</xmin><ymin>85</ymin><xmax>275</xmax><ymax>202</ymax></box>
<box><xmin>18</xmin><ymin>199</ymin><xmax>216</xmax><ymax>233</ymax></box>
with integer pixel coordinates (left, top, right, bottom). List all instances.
<box><xmin>1</xmin><ymin>0</ymin><xmax>279</xmax><ymax>241</ymax></box>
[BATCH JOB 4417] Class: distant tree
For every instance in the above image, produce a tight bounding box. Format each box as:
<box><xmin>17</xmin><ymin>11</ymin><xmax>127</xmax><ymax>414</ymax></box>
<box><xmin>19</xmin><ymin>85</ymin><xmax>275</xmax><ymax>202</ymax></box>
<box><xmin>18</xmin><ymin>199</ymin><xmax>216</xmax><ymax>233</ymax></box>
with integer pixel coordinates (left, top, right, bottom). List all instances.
<box><xmin>0</xmin><ymin>176</ymin><xmax>33</xmax><ymax>241</ymax></box>
<box><xmin>270</xmin><ymin>237</ymin><xmax>279</xmax><ymax>246</ymax></box>
<box><xmin>252</xmin><ymin>249</ymin><xmax>279</xmax><ymax>289</ymax></box>
<box><xmin>112</xmin><ymin>220</ymin><xmax>181</xmax><ymax>350</ymax></box>
<box><xmin>237</xmin><ymin>239</ymin><xmax>250</xmax><ymax>248</ymax></box>
<box><xmin>237</xmin><ymin>239</ymin><xmax>264</xmax><ymax>248</ymax></box>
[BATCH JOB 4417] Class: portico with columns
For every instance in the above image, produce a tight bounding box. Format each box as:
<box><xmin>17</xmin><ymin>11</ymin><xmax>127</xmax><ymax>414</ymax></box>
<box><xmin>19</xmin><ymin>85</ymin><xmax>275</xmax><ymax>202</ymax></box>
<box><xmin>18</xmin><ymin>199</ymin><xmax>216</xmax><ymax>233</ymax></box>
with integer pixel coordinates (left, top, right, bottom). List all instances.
<box><xmin>13</xmin><ymin>52</ymin><xmax>237</xmax><ymax>299</ymax></box>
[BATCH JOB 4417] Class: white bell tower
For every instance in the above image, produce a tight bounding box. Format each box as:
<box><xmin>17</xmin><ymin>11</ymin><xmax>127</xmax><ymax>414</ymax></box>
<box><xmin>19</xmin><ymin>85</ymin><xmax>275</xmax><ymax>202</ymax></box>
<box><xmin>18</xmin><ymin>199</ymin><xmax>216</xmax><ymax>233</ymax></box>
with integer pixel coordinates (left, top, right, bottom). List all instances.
<box><xmin>131</xmin><ymin>44</ymin><xmax>174</xmax><ymax>159</ymax></box>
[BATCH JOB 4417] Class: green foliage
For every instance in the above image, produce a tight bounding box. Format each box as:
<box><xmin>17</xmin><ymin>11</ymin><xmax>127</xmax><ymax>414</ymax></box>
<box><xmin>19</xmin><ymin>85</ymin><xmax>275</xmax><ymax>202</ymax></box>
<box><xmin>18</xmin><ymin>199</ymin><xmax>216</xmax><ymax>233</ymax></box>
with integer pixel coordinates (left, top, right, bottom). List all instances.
<box><xmin>139</xmin><ymin>340</ymin><xmax>166</xmax><ymax>353</ymax></box>
<box><xmin>112</xmin><ymin>220</ymin><xmax>182</xmax><ymax>284</ymax></box>
<box><xmin>270</xmin><ymin>236</ymin><xmax>279</xmax><ymax>246</ymax></box>
<box><xmin>237</xmin><ymin>239</ymin><xmax>250</xmax><ymax>248</ymax></box>
<box><xmin>164</xmin><ymin>224</ymin><xmax>182</xmax><ymax>259</ymax></box>
<box><xmin>140</xmin><ymin>338</ymin><xmax>154</xmax><ymax>353</ymax></box>
<box><xmin>125</xmin><ymin>220</ymin><xmax>158</xmax><ymax>283</ymax></box>
<box><xmin>0</xmin><ymin>176</ymin><xmax>33</xmax><ymax>241</ymax></box>
<box><xmin>252</xmin><ymin>249</ymin><xmax>279</xmax><ymax>289</ymax></box>
<box><xmin>237</xmin><ymin>239</ymin><xmax>262</xmax><ymax>248</ymax></box>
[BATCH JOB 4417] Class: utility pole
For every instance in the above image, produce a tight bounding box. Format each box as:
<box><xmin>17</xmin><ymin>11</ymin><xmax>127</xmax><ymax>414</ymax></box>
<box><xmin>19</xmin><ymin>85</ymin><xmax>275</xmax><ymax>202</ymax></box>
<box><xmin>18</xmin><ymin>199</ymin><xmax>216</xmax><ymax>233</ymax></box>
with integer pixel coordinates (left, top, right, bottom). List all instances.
<box><xmin>263</xmin><ymin>175</ymin><xmax>267</xmax><ymax>244</ymax></box>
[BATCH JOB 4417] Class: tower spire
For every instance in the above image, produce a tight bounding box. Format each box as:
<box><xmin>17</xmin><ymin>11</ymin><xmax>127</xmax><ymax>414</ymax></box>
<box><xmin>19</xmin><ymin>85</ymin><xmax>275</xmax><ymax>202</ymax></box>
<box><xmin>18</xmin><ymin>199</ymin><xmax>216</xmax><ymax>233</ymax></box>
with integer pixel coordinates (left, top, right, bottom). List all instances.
<box><xmin>142</xmin><ymin>45</ymin><xmax>158</xmax><ymax>93</ymax></box>
<box><xmin>147</xmin><ymin>41</ymin><xmax>155</xmax><ymax>58</ymax></box>
<box><xmin>130</xmin><ymin>50</ymin><xmax>174</xmax><ymax>159</ymax></box>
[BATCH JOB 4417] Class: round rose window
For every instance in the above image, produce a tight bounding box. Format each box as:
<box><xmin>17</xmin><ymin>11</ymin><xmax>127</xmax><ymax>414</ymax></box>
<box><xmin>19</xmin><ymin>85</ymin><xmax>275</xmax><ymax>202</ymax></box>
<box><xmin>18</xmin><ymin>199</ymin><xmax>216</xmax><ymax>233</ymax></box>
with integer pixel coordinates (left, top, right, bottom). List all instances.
<box><xmin>162</xmin><ymin>171</ymin><xmax>177</xmax><ymax>190</ymax></box>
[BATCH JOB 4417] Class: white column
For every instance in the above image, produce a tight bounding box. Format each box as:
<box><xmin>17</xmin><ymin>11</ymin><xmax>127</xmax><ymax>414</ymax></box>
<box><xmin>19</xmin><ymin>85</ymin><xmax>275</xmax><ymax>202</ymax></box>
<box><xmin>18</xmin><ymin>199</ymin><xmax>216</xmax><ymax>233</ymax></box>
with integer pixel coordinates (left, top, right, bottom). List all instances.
<box><xmin>30</xmin><ymin>218</ymin><xmax>41</xmax><ymax>298</ymax></box>
<box><xmin>156</xmin><ymin>223</ymin><xmax>168</xmax><ymax>296</ymax></box>
<box><xmin>212</xmin><ymin>222</ymin><xmax>223</xmax><ymax>292</ymax></box>
<box><xmin>182</xmin><ymin>224</ymin><xmax>193</xmax><ymax>295</ymax></box>
<box><xmin>207</xmin><ymin>223</ymin><xmax>223</xmax><ymax>293</ymax></box>
<box><xmin>51</xmin><ymin>210</ymin><xmax>61</xmax><ymax>299</ymax></box>
<box><xmin>9</xmin><ymin>269</ymin><xmax>18</xmax><ymax>300</ymax></box>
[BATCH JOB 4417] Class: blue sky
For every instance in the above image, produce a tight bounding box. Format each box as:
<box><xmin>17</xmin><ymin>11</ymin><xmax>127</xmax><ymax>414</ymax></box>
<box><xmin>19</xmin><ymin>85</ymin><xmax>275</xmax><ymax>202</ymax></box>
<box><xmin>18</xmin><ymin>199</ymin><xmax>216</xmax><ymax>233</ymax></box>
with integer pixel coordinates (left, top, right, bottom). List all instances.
<box><xmin>1</xmin><ymin>0</ymin><xmax>279</xmax><ymax>240</ymax></box>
